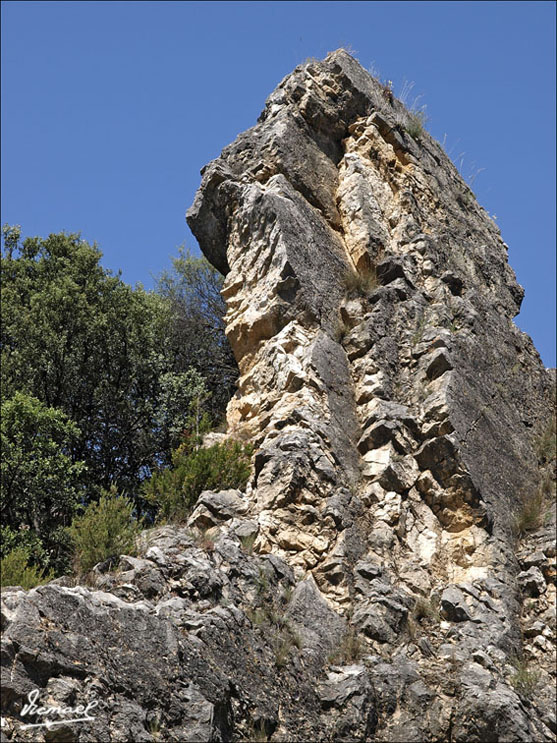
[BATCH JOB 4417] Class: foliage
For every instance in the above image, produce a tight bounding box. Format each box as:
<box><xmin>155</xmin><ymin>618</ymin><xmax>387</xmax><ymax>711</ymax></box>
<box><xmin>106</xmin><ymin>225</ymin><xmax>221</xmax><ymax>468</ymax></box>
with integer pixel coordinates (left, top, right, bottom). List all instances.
<box><xmin>513</xmin><ymin>470</ymin><xmax>554</xmax><ymax>538</ymax></box>
<box><xmin>156</xmin><ymin>247</ymin><xmax>238</xmax><ymax>426</ymax></box>
<box><xmin>509</xmin><ymin>658</ymin><xmax>540</xmax><ymax>698</ymax></box>
<box><xmin>152</xmin><ymin>370</ymin><xmax>211</xmax><ymax>461</ymax></box>
<box><xmin>1</xmin><ymin>524</ymin><xmax>47</xmax><ymax>565</ymax></box>
<box><xmin>328</xmin><ymin>626</ymin><xmax>364</xmax><ymax>664</ymax></box>
<box><xmin>0</xmin><ymin>546</ymin><xmax>53</xmax><ymax>589</ymax></box>
<box><xmin>68</xmin><ymin>487</ymin><xmax>142</xmax><ymax>574</ymax></box>
<box><xmin>536</xmin><ymin>416</ymin><xmax>556</xmax><ymax>465</ymax></box>
<box><xmin>342</xmin><ymin>264</ymin><xmax>378</xmax><ymax>297</ymax></box>
<box><xmin>403</xmin><ymin>110</ymin><xmax>427</xmax><ymax>140</ymax></box>
<box><xmin>143</xmin><ymin>440</ymin><xmax>253</xmax><ymax>523</ymax></box>
<box><xmin>239</xmin><ymin>532</ymin><xmax>257</xmax><ymax>554</ymax></box>
<box><xmin>1</xmin><ymin>392</ymin><xmax>84</xmax><ymax>572</ymax></box>
<box><xmin>412</xmin><ymin>595</ymin><xmax>440</xmax><ymax>623</ymax></box>
<box><xmin>1</xmin><ymin>228</ymin><xmax>210</xmax><ymax>503</ymax></box>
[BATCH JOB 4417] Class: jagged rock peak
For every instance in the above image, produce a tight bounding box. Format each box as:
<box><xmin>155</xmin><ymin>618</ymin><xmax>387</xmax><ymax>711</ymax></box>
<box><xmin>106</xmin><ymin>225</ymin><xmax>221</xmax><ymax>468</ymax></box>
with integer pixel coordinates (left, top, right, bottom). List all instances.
<box><xmin>185</xmin><ymin>48</ymin><xmax>555</xmax><ymax>738</ymax></box>
<box><xmin>186</xmin><ymin>48</ymin><xmax>552</xmax><ymax>568</ymax></box>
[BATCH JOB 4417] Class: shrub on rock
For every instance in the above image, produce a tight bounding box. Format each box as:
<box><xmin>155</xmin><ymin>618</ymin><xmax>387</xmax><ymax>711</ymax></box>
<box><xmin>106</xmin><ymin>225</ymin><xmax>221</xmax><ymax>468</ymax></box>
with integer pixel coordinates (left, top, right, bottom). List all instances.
<box><xmin>143</xmin><ymin>440</ymin><xmax>253</xmax><ymax>523</ymax></box>
<box><xmin>69</xmin><ymin>487</ymin><xmax>141</xmax><ymax>574</ymax></box>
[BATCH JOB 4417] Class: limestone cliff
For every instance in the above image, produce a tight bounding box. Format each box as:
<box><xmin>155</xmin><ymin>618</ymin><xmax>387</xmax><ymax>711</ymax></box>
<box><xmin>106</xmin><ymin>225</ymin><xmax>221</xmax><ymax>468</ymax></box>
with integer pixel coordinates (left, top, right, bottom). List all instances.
<box><xmin>2</xmin><ymin>50</ymin><xmax>555</xmax><ymax>743</ymax></box>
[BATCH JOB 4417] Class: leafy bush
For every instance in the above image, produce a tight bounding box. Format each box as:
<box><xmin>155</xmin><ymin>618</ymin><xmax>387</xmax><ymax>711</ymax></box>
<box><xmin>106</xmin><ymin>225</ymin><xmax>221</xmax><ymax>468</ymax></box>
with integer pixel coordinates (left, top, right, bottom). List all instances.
<box><xmin>143</xmin><ymin>440</ymin><xmax>253</xmax><ymax>523</ymax></box>
<box><xmin>1</xmin><ymin>524</ymin><xmax>47</xmax><ymax>562</ymax></box>
<box><xmin>0</xmin><ymin>547</ymin><xmax>53</xmax><ymax>589</ymax></box>
<box><xmin>156</xmin><ymin>247</ymin><xmax>238</xmax><ymax>426</ymax></box>
<box><xmin>69</xmin><ymin>488</ymin><xmax>142</xmax><ymax>574</ymax></box>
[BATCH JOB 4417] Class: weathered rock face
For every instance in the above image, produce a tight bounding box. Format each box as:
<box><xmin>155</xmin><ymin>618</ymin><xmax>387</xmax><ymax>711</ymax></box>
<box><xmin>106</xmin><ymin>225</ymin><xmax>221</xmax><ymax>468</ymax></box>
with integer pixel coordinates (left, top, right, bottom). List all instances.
<box><xmin>2</xmin><ymin>50</ymin><xmax>555</xmax><ymax>742</ymax></box>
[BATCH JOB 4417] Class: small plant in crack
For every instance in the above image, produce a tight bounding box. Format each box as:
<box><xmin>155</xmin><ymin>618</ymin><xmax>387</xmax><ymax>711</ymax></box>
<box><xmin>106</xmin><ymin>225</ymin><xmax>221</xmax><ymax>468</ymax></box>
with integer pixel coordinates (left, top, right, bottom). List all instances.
<box><xmin>274</xmin><ymin>624</ymin><xmax>302</xmax><ymax>669</ymax></box>
<box><xmin>380</xmin><ymin>79</ymin><xmax>394</xmax><ymax>105</ymax></box>
<box><xmin>333</xmin><ymin>316</ymin><xmax>351</xmax><ymax>344</ymax></box>
<box><xmin>509</xmin><ymin>657</ymin><xmax>540</xmax><ymax>699</ymax></box>
<box><xmin>342</xmin><ymin>264</ymin><xmax>379</xmax><ymax>297</ymax></box>
<box><xmin>536</xmin><ymin>416</ymin><xmax>556</xmax><ymax>466</ymax></box>
<box><xmin>247</xmin><ymin>573</ymin><xmax>301</xmax><ymax>670</ymax></box>
<box><xmin>196</xmin><ymin>526</ymin><xmax>216</xmax><ymax>553</ymax></box>
<box><xmin>242</xmin><ymin>719</ymin><xmax>268</xmax><ymax>743</ymax></box>
<box><xmin>411</xmin><ymin>311</ymin><xmax>426</xmax><ymax>345</ymax></box>
<box><xmin>239</xmin><ymin>532</ymin><xmax>257</xmax><ymax>555</ymax></box>
<box><xmin>255</xmin><ymin>567</ymin><xmax>271</xmax><ymax>596</ymax></box>
<box><xmin>328</xmin><ymin>626</ymin><xmax>365</xmax><ymax>664</ymax></box>
<box><xmin>404</xmin><ymin>110</ymin><xmax>428</xmax><ymax>140</ymax></box>
<box><xmin>512</xmin><ymin>477</ymin><xmax>553</xmax><ymax>539</ymax></box>
<box><xmin>412</xmin><ymin>595</ymin><xmax>440</xmax><ymax>624</ymax></box>
<box><xmin>146</xmin><ymin>715</ymin><xmax>162</xmax><ymax>739</ymax></box>
<box><xmin>396</xmin><ymin>79</ymin><xmax>428</xmax><ymax>140</ymax></box>
<box><xmin>280</xmin><ymin>583</ymin><xmax>294</xmax><ymax>606</ymax></box>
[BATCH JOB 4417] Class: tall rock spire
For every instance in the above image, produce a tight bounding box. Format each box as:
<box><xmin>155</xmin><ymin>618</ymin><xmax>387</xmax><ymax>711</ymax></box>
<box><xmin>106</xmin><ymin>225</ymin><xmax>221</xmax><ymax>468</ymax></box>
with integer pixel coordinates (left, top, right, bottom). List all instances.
<box><xmin>186</xmin><ymin>49</ymin><xmax>556</xmax><ymax>738</ymax></box>
<box><xmin>188</xmin><ymin>48</ymin><xmax>550</xmax><ymax>578</ymax></box>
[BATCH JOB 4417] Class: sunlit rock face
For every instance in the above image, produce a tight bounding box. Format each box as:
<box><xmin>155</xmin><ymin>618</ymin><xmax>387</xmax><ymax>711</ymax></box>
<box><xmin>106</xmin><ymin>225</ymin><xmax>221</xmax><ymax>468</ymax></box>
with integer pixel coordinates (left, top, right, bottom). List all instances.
<box><xmin>187</xmin><ymin>49</ymin><xmax>555</xmax><ymax>739</ymax></box>
<box><xmin>2</xmin><ymin>51</ymin><xmax>554</xmax><ymax>743</ymax></box>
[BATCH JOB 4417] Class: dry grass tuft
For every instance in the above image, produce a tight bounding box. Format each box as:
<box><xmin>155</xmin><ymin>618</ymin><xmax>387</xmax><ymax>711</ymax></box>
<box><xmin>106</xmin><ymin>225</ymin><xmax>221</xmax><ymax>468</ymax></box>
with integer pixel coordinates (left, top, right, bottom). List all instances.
<box><xmin>342</xmin><ymin>265</ymin><xmax>379</xmax><ymax>297</ymax></box>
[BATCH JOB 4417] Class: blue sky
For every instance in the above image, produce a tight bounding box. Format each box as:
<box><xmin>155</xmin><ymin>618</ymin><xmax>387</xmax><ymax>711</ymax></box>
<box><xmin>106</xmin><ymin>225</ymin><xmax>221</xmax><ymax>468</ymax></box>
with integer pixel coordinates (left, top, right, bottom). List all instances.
<box><xmin>2</xmin><ymin>1</ymin><xmax>555</xmax><ymax>366</ymax></box>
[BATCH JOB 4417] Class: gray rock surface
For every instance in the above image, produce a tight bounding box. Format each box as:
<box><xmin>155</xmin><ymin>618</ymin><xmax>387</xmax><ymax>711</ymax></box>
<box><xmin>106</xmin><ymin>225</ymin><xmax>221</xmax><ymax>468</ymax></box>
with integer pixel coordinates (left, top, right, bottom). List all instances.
<box><xmin>2</xmin><ymin>50</ymin><xmax>555</xmax><ymax>742</ymax></box>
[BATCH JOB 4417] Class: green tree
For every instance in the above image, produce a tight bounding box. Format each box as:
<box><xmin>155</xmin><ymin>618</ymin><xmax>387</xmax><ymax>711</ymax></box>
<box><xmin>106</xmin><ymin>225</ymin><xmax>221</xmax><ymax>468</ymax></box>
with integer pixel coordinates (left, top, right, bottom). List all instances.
<box><xmin>1</xmin><ymin>228</ymin><xmax>209</xmax><ymax>503</ymax></box>
<box><xmin>156</xmin><ymin>247</ymin><xmax>238</xmax><ymax>425</ymax></box>
<box><xmin>1</xmin><ymin>392</ymin><xmax>84</xmax><ymax>572</ymax></box>
<box><xmin>0</xmin><ymin>524</ymin><xmax>47</xmax><ymax>562</ymax></box>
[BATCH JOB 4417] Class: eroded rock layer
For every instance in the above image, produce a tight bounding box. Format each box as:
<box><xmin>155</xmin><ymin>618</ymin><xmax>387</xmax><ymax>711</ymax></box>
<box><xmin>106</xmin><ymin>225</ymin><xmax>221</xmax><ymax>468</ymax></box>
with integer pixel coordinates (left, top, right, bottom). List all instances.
<box><xmin>2</xmin><ymin>51</ymin><xmax>555</xmax><ymax>743</ymax></box>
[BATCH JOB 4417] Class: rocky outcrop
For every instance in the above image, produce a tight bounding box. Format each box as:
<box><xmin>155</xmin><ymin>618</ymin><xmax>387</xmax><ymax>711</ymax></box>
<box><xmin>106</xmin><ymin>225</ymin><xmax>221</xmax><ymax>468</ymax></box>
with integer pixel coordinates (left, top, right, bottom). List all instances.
<box><xmin>2</xmin><ymin>50</ymin><xmax>555</xmax><ymax>742</ymax></box>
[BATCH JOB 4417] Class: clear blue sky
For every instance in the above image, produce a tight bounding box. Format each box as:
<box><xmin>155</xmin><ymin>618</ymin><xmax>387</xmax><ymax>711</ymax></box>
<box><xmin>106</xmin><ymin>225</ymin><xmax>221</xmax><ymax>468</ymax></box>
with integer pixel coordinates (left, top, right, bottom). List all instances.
<box><xmin>2</xmin><ymin>1</ymin><xmax>555</xmax><ymax>366</ymax></box>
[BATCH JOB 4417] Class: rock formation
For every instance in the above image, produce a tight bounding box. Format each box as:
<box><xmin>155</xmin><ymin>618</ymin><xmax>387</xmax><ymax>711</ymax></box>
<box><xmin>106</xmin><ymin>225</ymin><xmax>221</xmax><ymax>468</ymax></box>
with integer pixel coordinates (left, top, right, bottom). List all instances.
<box><xmin>2</xmin><ymin>50</ymin><xmax>555</xmax><ymax>742</ymax></box>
